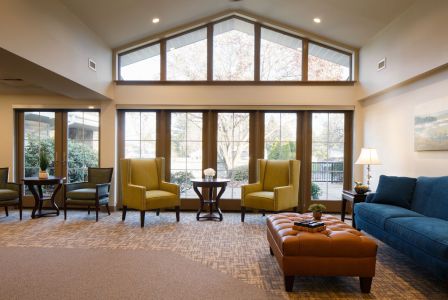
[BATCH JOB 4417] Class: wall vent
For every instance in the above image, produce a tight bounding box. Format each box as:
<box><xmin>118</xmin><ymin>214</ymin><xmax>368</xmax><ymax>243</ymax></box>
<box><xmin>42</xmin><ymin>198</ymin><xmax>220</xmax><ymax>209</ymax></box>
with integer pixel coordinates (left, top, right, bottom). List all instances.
<box><xmin>377</xmin><ymin>58</ymin><xmax>386</xmax><ymax>71</ymax></box>
<box><xmin>88</xmin><ymin>58</ymin><xmax>96</xmax><ymax>71</ymax></box>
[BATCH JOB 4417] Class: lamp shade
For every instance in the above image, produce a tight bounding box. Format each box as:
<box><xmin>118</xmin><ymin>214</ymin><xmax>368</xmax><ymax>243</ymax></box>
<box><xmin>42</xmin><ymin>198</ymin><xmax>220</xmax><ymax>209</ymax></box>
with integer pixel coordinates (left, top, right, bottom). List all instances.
<box><xmin>355</xmin><ymin>148</ymin><xmax>381</xmax><ymax>165</ymax></box>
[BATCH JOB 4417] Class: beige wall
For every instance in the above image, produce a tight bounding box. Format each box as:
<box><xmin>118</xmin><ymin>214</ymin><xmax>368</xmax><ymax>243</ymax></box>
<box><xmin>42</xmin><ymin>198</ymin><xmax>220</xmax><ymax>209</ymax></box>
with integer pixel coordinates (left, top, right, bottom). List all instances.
<box><xmin>114</xmin><ymin>85</ymin><xmax>358</xmax><ymax>106</ymax></box>
<box><xmin>358</xmin><ymin>0</ymin><xmax>448</xmax><ymax>99</ymax></box>
<box><xmin>0</xmin><ymin>94</ymin><xmax>116</xmax><ymax>203</ymax></box>
<box><xmin>360</xmin><ymin>68</ymin><xmax>448</xmax><ymax>190</ymax></box>
<box><xmin>0</xmin><ymin>0</ymin><xmax>113</xmax><ymax>99</ymax></box>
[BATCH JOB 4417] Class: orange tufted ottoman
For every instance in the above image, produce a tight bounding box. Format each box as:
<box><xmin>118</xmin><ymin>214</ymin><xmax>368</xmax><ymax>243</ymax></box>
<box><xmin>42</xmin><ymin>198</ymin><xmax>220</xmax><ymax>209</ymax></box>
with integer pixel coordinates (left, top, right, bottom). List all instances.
<box><xmin>267</xmin><ymin>213</ymin><xmax>377</xmax><ymax>293</ymax></box>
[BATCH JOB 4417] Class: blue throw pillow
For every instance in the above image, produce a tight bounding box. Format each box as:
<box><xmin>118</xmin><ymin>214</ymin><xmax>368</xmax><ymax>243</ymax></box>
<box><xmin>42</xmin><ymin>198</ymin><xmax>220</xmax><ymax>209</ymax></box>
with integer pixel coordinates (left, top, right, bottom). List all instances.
<box><xmin>372</xmin><ymin>175</ymin><xmax>417</xmax><ymax>208</ymax></box>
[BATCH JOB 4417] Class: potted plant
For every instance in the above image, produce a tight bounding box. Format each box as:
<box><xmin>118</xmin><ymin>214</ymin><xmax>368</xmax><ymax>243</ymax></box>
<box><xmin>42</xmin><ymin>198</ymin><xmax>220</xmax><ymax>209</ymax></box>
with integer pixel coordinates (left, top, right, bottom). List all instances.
<box><xmin>39</xmin><ymin>149</ymin><xmax>50</xmax><ymax>179</ymax></box>
<box><xmin>354</xmin><ymin>181</ymin><xmax>369</xmax><ymax>194</ymax></box>
<box><xmin>308</xmin><ymin>204</ymin><xmax>326</xmax><ymax>220</ymax></box>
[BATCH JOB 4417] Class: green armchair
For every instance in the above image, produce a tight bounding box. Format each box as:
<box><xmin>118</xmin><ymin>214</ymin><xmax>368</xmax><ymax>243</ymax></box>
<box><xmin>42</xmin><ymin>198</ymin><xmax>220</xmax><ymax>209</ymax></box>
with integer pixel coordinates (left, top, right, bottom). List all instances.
<box><xmin>0</xmin><ymin>168</ymin><xmax>22</xmax><ymax>220</ymax></box>
<box><xmin>64</xmin><ymin>167</ymin><xmax>113</xmax><ymax>221</ymax></box>
<box><xmin>241</xmin><ymin>159</ymin><xmax>300</xmax><ymax>222</ymax></box>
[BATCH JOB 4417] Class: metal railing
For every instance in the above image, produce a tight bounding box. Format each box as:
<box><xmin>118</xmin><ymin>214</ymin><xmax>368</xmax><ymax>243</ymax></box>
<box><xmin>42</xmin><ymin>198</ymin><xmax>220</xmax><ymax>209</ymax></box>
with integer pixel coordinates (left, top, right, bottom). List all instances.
<box><xmin>312</xmin><ymin>162</ymin><xmax>343</xmax><ymax>183</ymax></box>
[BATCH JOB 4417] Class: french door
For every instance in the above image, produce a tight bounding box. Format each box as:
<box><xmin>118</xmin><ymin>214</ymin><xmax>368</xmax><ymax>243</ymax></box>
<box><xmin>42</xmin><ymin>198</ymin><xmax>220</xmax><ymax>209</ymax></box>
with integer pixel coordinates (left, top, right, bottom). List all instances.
<box><xmin>16</xmin><ymin>110</ymin><xmax>100</xmax><ymax>206</ymax></box>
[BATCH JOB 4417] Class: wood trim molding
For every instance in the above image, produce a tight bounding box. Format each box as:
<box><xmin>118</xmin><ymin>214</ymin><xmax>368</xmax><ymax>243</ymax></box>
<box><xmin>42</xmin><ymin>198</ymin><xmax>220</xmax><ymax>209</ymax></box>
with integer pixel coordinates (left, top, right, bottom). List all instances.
<box><xmin>116</xmin><ymin>105</ymin><xmax>356</xmax><ymax>111</ymax></box>
<box><xmin>115</xmin><ymin>80</ymin><xmax>355</xmax><ymax>86</ymax></box>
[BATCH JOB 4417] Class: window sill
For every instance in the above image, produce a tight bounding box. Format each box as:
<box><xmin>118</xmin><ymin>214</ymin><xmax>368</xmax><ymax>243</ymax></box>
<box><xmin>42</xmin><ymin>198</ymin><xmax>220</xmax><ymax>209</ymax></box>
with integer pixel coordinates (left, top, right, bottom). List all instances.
<box><xmin>115</xmin><ymin>80</ymin><xmax>356</xmax><ymax>86</ymax></box>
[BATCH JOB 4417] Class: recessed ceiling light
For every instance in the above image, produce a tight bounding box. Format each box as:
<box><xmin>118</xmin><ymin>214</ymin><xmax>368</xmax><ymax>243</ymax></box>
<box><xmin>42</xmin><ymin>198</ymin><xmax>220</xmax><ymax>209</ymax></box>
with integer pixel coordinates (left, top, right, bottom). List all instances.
<box><xmin>152</xmin><ymin>18</ymin><xmax>160</xmax><ymax>24</ymax></box>
<box><xmin>313</xmin><ymin>18</ymin><xmax>321</xmax><ymax>24</ymax></box>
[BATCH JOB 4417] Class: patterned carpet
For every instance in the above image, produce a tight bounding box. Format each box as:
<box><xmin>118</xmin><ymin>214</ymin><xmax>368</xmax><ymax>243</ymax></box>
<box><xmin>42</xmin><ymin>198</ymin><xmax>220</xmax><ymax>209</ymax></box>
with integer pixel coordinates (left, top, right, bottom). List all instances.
<box><xmin>0</xmin><ymin>209</ymin><xmax>447</xmax><ymax>299</ymax></box>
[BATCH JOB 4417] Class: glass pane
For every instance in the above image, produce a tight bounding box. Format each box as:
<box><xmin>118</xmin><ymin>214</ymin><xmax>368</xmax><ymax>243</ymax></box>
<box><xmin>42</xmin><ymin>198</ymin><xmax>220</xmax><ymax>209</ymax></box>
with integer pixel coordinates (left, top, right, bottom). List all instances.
<box><xmin>119</xmin><ymin>43</ymin><xmax>161</xmax><ymax>80</ymax></box>
<box><xmin>124</xmin><ymin>112</ymin><xmax>156</xmax><ymax>159</ymax></box>
<box><xmin>125</xmin><ymin>112</ymin><xmax>141</xmax><ymax>141</ymax></box>
<box><xmin>311</xmin><ymin>113</ymin><xmax>345</xmax><ymax>200</ymax></box>
<box><xmin>308</xmin><ymin>43</ymin><xmax>351</xmax><ymax>81</ymax></box>
<box><xmin>260</xmin><ymin>28</ymin><xmax>302</xmax><ymax>80</ymax></box>
<box><xmin>24</xmin><ymin>112</ymin><xmax>55</xmax><ymax>195</ymax></box>
<box><xmin>67</xmin><ymin>112</ymin><xmax>100</xmax><ymax>183</ymax></box>
<box><xmin>264</xmin><ymin>113</ymin><xmax>297</xmax><ymax>160</ymax></box>
<box><xmin>141</xmin><ymin>112</ymin><xmax>157</xmax><ymax>140</ymax></box>
<box><xmin>170</xmin><ymin>112</ymin><xmax>203</xmax><ymax>198</ymax></box>
<box><xmin>167</xmin><ymin>28</ymin><xmax>207</xmax><ymax>80</ymax></box>
<box><xmin>217</xmin><ymin>113</ymin><xmax>250</xmax><ymax>199</ymax></box>
<box><xmin>213</xmin><ymin>18</ymin><xmax>255</xmax><ymax>80</ymax></box>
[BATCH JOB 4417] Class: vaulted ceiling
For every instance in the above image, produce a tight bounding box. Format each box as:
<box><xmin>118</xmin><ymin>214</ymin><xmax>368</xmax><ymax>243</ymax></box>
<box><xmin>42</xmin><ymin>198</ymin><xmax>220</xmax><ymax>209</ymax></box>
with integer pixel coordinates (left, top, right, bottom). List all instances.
<box><xmin>60</xmin><ymin>0</ymin><xmax>415</xmax><ymax>49</ymax></box>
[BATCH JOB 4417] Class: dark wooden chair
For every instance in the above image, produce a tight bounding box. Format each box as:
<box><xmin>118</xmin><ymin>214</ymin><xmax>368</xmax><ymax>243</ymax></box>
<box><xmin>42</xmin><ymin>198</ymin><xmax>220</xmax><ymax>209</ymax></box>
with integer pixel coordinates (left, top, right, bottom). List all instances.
<box><xmin>0</xmin><ymin>168</ymin><xmax>22</xmax><ymax>220</ymax></box>
<box><xmin>64</xmin><ymin>167</ymin><xmax>113</xmax><ymax>221</ymax></box>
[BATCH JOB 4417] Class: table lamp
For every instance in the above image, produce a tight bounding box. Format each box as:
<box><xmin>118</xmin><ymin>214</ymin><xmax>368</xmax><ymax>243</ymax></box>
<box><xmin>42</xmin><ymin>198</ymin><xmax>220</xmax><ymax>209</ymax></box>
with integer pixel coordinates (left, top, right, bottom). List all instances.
<box><xmin>355</xmin><ymin>148</ymin><xmax>381</xmax><ymax>187</ymax></box>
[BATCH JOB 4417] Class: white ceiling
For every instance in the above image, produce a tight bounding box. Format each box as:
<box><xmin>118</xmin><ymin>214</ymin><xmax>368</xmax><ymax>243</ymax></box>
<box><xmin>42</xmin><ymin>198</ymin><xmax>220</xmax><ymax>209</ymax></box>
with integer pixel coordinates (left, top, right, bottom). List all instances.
<box><xmin>60</xmin><ymin>0</ymin><xmax>415</xmax><ymax>49</ymax></box>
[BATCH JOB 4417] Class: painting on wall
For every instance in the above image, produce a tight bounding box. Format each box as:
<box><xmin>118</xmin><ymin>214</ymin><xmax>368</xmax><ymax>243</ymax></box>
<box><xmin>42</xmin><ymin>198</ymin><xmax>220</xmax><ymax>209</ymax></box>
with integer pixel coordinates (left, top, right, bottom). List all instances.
<box><xmin>414</xmin><ymin>97</ymin><xmax>448</xmax><ymax>151</ymax></box>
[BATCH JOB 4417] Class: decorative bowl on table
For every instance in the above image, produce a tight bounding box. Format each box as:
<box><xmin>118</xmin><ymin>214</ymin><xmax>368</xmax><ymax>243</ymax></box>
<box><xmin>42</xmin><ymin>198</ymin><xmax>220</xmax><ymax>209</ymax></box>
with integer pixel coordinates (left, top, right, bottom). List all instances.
<box><xmin>354</xmin><ymin>181</ymin><xmax>369</xmax><ymax>194</ymax></box>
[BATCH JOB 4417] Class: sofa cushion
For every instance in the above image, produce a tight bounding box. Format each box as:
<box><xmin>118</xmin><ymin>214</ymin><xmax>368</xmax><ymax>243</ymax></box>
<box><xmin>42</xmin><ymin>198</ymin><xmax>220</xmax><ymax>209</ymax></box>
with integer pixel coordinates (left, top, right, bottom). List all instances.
<box><xmin>355</xmin><ymin>203</ymin><xmax>423</xmax><ymax>229</ymax></box>
<box><xmin>263</xmin><ymin>160</ymin><xmax>289</xmax><ymax>191</ymax></box>
<box><xmin>385</xmin><ymin>217</ymin><xmax>448</xmax><ymax>260</ymax></box>
<box><xmin>411</xmin><ymin>176</ymin><xmax>448</xmax><ymax>221</ymax></box>
<box><xmin>371</xmin><ymin>175</ymin><xmax>417</xmax><ymax>208</ymax></box>
<box><xmin>0</xmin><ymin>189</ymin><xmax>19</xmax><ymax>201</ymax></box>
<box><xmin>244</xmin><ymin>191</ymin><xmax>275</xmax><ymax>210</ymax></box>
<box><xmin>66</xmin><ymin>188</ymin><xmax>96</xmax><ymax>200</ymax></box>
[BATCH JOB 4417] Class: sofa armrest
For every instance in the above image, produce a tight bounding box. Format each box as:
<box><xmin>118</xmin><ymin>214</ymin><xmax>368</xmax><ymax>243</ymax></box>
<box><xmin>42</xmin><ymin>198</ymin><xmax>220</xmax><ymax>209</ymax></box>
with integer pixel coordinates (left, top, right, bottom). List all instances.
<box><xmin>366</xmin><ymin>193</ymin><xmax>375</xmax><ymax>203</ymax></box>
<box><xmin>274</xmin><ymin>185</ymin><xmax>296</xmax><ymax>210</ymax></box>
<box><xmin>160</xmin><ymin>181</ymin><xmax>180</xmax><ymax>196</ymax></box>
<box><xmin>124</xmin><ymin>184</ymin><xmax>146</xmax><ymax>209</ymax></box>
<box><xmin>241</xmin><ymin>183</ymin><xmax>263</xmax><ymax>200</ymax></box>
<box><xmin>96</xmin><ymin>183</ymin><xmax>110</xmax><ymax>199</ymax></box>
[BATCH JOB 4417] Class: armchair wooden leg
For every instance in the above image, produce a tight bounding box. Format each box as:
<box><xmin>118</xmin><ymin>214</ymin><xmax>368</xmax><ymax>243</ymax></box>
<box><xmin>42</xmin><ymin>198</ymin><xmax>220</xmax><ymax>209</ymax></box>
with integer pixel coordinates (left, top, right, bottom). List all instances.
<box><xmin>5</xmin><ymin>206</ymin><xmax>8</xmax><ymax>216</ymax></box>
<box><xmin>284</xmin><ymin>276</ymin><xmax>295</xmax><ymax>292</ymax></box>
<box><xmin>106</xmin><ymin>204</ymin><xmax>111</xmax><ymax>215</ymax></box>
<box><xmin>262</xmin><ymin>210</ymin><xmax>265</xmax><ymax>217</ymax></box>
<box><xmin>122</xmin><ymin>205</ymin><xmax>127</xmax><ymax>221</ymax></box>
<box><xmin>175</xmin><ymin>206</ymin><xmax>180</xmax><ymax>222</ymax></box>
<box><xmin>87</xmin><ymin>206</ymin><xmax>90</xmax><ymax>215</ymax></box>
<box><xmin>140</xmin><ymin>211</ymin><xmax>145</xmax><ymax>228</ymax></box>
<box><xmin>19</xmin><ymin>199</ymin><xmax>23</xmax><ymax>221</ymax></box>
<box><xmin>95</xmin><ymin>204</ymin><xmax>99</xmax><ymax>222</ymax></box>
<box><xmin>359</xmin><ymin>277</ymin><xmax>373</xmax><ymax>293</ymax></box>
<box><xmin>241</xmin><ymin>206</ymin><xmax>246</xmax><ymax>222</ymax></box>
<box><xmin>64</xmin><ymin>197</ymin><xmax>67</xmax><ymax>220</ymax></box>
<box><xmin>156</xmin><ymin>209</ymin><xmax>160</xmax><ymax>216</ymax></box>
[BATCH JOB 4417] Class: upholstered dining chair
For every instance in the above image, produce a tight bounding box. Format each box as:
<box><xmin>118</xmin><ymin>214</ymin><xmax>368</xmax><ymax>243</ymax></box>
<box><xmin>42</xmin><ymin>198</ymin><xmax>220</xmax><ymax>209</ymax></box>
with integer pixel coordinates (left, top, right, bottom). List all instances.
<box><xmin>0</xmin><ymin>168</ymin><xmax>22</xmax><ymax>220</ymax></box>
<box><xmin>241</xmin><ymin>159</ymin><xmax>300</xmax><ymax>222</ymax></box>
<box><xmin>120</xmin><ymin>158</ymin><xmax>180</xmax><ymax>227</ymax></box>
<box><xmin>64</xmin><ymin>167</ymin><xmax>113</xmax><ymax>221</ymax></box>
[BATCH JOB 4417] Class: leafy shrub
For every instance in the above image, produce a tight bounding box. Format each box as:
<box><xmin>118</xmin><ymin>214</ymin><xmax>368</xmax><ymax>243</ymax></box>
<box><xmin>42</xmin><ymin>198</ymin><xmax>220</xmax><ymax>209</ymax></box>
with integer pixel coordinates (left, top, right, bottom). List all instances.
<box><xmin>311</xmin><ymin>182</ymin><xmax>322</xmax><ymax>200</ymax></box>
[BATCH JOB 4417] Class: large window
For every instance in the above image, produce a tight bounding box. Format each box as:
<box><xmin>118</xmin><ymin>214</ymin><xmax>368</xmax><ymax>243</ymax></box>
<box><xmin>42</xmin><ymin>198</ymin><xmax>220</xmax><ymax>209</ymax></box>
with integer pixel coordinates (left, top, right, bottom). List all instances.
<box><xmin>264</xmin><ymin>113</ymin><xmax>297</xmax><ymax>159</ymax></box>
<box><xmin>117</xmin><ymin>15</ymin><xmax>353</xmax><ymax>83</ymax></box>
<box><xmin>119</xmin><ymin>43</ymin><xmax>161</xmax><ymax>80</ymax></box>
<box><xmin>260</xmin><ymin>28</ymin><xmax>302</xmax><ymax>80</ymax></box>
<box><xmin>170</xmin><ymin>112</ymin><xmax>203</xmax><ymax>198</ymax></box>
<box><xmin>217</xmin><ymin>113</ymin><xmax>250</xmax><ymax>199</ymax></box>
<box><xmin>124</xmin><ymin>112</ymin><xmax>157</xmax><ymax>158</ymax></box>
<box><xmin>213</xmin><ymin>18</ymin><xmax>255</xmax><ymax>80</ymax></box>
<box><xmin>311</xmin><ymin>113</ymin><xmax>345</xmax><ymax>200</ymax></box>
<box><xmin>308</xmin><ymin>43</ymin><xmax>351</xmax><ymax>81</ymax></box>
<box><xmin>67</xmin><ymin>112</ymin><xmax>100</xmax><ymax>183</ymax></box>
<box><xmin>167</xmin><ymin>28</ymin><xmax>207</xmax><ymax>80</ymax></box>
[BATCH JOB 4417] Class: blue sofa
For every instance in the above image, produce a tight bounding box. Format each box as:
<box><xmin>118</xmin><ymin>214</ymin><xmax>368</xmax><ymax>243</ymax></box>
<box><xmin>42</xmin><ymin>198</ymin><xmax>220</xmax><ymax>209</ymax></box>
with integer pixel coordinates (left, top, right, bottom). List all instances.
<box><xmin>355</xmin><ymin>176</ymin><xmax>448</xmax><ymax>281</ymax></box>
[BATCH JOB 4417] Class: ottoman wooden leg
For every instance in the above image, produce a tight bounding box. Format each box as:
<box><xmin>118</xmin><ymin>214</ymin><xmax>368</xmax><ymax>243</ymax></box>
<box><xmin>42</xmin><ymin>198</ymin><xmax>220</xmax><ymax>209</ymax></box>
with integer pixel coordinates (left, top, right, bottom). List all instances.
<box><xmin>269</xmin><ymin>247</ymin><xmax>274</xmax><ymax>256</ymax></box>
<box><xmin>284</xmin><ymin>275</ymin><xmax>294</xmax><ymax>292</ymax></box>
<box><xmin>360</xmin><ymin>277</ymin><xmax>372</xmax><ymax>293</ymax></box>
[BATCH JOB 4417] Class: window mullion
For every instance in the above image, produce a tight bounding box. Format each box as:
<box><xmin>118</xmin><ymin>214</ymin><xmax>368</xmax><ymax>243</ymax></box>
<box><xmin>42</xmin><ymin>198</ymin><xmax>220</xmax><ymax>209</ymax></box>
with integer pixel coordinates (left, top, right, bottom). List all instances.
<box><xmin>160</xmin><ymin>40</ymin><xmax>167</xmax><ymax>81</ymax></box>
<box><xmin>254</xmin><ymin>23</ymin><xmax>261</xmax><ymax>81</ymax></box>
<box><xmin>302</xmin><ymin>38</ymin><xmax>309</xmax><ymax>81</ymax></box>
<box><xmin>207</xmin><ymin>24</ymin><xmax>213</xmax><ymax>81</ymax></box>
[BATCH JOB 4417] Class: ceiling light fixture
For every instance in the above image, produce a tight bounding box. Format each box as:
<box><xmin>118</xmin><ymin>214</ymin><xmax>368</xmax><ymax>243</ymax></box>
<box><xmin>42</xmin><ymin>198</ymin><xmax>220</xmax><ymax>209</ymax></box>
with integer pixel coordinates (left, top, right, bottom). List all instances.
<box><xmin>313</xmin><ymin>18</ymin><xmax>321</xmax><ymax>23</ymax></box>
<box><xmin>152</xmin><ymin>17</ymin><xmax>160</xmax><ymax>24</ymax></box>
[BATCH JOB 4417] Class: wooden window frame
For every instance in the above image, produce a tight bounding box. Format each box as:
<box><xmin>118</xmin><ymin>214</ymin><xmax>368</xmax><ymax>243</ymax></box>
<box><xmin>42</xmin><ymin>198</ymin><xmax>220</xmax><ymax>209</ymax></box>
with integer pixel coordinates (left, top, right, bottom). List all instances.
<box><xmin>115</xmin><ymin>15</ymin><xmax>354</xmax><ymax>85</ymax></box>
<box><xmin>116</xmin><ymin>109</ymin><xmax>353</xmax><ymax>212</ymax></box>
